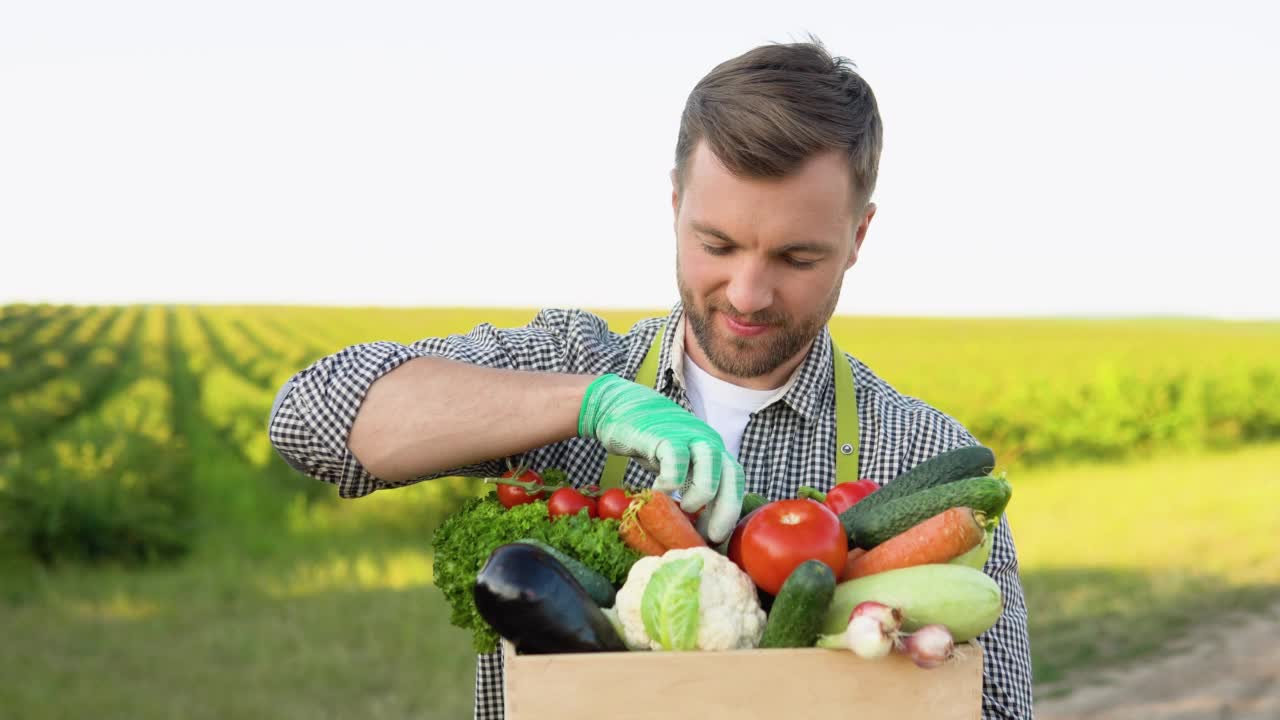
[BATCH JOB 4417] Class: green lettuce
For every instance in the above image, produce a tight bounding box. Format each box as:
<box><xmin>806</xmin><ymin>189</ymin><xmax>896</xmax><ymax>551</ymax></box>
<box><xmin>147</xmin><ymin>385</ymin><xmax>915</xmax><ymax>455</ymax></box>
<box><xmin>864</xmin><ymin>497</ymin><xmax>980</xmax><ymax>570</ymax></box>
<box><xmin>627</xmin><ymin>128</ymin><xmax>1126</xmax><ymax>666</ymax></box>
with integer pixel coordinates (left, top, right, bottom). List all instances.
<box><xmin>430</xmin><ymin>491</ymin><xmax>640</xmax><ymax>653</ymax></box>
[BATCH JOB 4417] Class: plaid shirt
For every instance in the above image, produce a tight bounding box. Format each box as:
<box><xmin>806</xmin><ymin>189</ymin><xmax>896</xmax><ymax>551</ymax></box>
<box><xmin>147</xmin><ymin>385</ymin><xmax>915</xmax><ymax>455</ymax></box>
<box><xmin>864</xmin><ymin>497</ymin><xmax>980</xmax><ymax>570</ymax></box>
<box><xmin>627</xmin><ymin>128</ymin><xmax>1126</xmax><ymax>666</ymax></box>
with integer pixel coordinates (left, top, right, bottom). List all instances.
<box><xmin>268</xmin><ymin>302</ymin><xmax>1035</xmax><ymax>720</ymax></box>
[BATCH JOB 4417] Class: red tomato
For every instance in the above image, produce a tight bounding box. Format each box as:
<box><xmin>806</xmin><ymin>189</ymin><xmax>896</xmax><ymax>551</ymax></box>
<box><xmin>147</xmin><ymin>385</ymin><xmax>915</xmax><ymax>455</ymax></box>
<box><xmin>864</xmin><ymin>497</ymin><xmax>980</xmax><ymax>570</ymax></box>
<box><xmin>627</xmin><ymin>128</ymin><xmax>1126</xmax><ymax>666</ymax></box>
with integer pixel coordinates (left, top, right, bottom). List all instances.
<box><xmin>596</xmin><ymin>488</ymin><xmax>632</xmax><ymax>520</ymax></box>
<box><xmin>739</xmin><ymin>499</ymin><xmax>848</xmax><ymax>596</ymax></box>
<box><xmin>726</xmin><ymin>508</ymin><xmax>762</xmax><ymax>570</ymax></box>
<box><xmin>496</xmin><ymin>468</ymin><xmax>545</xmax><ymax>509</ymax></box>
<box><xmin>824</xmin><ymin>479</ymin><xmax>879</xmax><ymax>515</ymax></box>
<box><xmin>547</xmin><ymin>487</ymin><xmax>598</xmax><ymax>519</ymax></box>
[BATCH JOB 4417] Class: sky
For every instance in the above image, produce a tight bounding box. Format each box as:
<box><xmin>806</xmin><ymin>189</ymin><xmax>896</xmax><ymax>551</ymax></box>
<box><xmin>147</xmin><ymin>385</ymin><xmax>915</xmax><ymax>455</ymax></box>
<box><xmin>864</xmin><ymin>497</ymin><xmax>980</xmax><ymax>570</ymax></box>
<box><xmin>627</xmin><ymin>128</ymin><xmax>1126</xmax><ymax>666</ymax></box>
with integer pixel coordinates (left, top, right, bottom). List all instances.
<box><xmin>2</xmin><ymin>1</ymin><xmax>1277</xmax><ymax>318</ymax></box>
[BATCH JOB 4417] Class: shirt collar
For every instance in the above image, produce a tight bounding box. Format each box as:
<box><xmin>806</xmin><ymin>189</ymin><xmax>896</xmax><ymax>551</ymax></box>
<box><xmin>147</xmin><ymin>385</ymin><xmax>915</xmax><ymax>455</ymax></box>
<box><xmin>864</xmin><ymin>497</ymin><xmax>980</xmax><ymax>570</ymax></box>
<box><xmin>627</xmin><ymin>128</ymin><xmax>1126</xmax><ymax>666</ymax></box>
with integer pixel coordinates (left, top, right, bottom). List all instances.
<box><xmin>657</xmin><ymin>301</ymin><xmax>833</xmax><ymax>424</ymax></box>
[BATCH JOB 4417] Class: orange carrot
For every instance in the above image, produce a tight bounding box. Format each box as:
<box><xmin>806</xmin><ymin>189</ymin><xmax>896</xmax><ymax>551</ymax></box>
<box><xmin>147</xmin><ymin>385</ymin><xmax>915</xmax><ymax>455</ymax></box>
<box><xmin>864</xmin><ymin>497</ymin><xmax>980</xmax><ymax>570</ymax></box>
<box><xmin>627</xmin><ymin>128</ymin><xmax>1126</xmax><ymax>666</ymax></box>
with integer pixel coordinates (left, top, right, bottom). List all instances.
<box><xmin>840</xmin><ymin>548</ymin><xmax>868</xmax><ymax>581</ymax></box>
<box><xmin>636</xmin><ymin>491</ymin><xmax>706</xmax><ymax>550</ymax></box>
<box><xmin>618</xmin><ymin>515</ymin><xmax>667</xmax><ymax>556</ymax></box>
<box><xmin>846</xmin><ymin>507</ymin><xmax>985</xmax><ymax>580</ymax></box>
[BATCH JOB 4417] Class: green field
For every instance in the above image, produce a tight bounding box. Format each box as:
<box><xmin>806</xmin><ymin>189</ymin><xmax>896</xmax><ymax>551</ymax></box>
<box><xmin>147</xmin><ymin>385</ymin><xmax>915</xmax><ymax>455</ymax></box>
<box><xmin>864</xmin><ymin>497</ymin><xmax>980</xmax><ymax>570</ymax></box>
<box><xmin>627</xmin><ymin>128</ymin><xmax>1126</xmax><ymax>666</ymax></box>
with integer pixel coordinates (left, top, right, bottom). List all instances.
<box><xmin>1</xmin><ymin>303</ymin><xmax>1278</xmax><ymax>717</ymax></box>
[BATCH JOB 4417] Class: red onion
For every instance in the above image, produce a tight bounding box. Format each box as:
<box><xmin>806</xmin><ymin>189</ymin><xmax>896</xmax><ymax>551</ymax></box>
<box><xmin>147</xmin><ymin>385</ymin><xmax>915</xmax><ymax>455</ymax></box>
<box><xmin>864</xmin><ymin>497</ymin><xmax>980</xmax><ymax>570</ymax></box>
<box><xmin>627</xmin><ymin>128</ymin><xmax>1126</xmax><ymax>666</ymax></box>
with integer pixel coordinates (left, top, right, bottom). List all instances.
<box><xmin>903</xmin><ymin>624</ymin><xmax>955</xmax><ymax>668</ymax></box>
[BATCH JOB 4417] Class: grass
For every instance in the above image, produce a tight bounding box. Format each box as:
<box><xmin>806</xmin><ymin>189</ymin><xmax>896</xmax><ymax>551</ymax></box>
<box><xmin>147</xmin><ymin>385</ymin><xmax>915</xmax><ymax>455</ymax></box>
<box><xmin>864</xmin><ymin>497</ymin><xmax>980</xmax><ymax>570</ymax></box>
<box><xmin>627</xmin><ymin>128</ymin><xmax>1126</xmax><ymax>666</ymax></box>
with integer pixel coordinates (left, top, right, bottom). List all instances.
<box><xmin>1</xmin><ymin>446</ymin><xmax>1276</xmax><ymax>717</ymax></box>
<box><xmin>0</xmin><ymin>519</ymin><xmax>476</xmax><ymax>720</ymax></box>
<box><xmin>1012</xmin><ymin>443</ymin><xmax>1280</xmax><ymax>685</ymax></box>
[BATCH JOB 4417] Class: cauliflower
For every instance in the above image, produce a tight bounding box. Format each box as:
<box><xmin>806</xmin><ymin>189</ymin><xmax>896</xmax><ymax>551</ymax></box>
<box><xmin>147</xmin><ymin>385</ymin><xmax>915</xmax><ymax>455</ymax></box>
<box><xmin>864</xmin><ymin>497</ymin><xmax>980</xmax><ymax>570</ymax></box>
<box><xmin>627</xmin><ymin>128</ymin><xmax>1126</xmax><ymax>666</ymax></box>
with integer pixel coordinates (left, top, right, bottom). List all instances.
<box><xmin>613</xmin><ymin>546</ymin><xmax>766</xmax><ymax>651</ymax></box>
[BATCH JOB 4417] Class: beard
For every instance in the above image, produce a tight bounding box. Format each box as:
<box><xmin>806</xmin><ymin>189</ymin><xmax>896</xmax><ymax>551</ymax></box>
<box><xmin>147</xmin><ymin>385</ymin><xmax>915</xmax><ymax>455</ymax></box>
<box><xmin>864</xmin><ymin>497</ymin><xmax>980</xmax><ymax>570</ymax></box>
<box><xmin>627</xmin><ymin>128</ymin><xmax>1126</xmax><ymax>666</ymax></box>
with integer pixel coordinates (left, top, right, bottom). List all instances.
<box><xmin>677</xmin><ymin>270</ymin><xmax>842</xmax><ymax>379</ymax></box>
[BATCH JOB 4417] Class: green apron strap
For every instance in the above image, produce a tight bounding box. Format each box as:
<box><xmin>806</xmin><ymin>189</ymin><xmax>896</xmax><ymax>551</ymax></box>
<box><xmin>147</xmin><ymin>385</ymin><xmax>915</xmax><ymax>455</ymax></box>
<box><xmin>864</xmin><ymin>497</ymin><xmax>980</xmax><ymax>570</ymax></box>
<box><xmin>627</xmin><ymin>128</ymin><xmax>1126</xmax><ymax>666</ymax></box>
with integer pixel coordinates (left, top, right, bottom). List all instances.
<box><xmin>598</xmin><ymin>324</ymin><xmax>666</xmax><ymax>490</ymax></box>
<box><xmin>831</xmin><ymin>340</ymin><xmax>860</xmax><ymax>481</ymax></box>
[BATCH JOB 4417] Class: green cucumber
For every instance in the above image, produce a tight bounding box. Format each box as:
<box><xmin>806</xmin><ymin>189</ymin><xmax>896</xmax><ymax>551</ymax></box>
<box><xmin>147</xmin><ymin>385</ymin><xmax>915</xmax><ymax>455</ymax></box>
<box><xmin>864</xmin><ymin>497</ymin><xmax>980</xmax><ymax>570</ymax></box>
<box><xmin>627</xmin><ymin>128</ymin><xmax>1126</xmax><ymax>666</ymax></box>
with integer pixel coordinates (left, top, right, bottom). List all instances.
<box><xmin>841</xmin><ymin>475</ymin><xmax>1011</xmax><ymax>549</ymax></box>
<box><xmin>759</xmin><ymin>560</ymin><xmax>837</xmax><ymax>648</ymax></box>
<box><xmin>821</xmin><ymin>564</ymin><xmax>1002</xmax><ymax>642</ymax></box>
<box><xmin>855</xmin><ymin>446</ymin><xmax>996</xmax><ymax>517</ymax></box>
<box><xmin>514</xmin><ymin>539</ymin><xmax>615</xmax><ymax>608</ymax></box>
<box><xmin>740</xmin><ymin>492</ymin><xmax>768</xmax><ymax>519</ymax></box>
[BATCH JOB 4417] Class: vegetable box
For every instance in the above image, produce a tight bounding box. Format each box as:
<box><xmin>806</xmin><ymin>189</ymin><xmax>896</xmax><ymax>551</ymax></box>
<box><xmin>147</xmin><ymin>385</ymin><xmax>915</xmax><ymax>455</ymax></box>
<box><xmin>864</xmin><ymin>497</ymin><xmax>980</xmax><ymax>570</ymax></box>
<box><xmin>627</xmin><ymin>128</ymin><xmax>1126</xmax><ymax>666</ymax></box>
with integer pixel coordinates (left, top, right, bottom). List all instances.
<box><xmin>501</xmin><ymin>639</ymin><xmax>984</xmax><ymax>720</ymax></box>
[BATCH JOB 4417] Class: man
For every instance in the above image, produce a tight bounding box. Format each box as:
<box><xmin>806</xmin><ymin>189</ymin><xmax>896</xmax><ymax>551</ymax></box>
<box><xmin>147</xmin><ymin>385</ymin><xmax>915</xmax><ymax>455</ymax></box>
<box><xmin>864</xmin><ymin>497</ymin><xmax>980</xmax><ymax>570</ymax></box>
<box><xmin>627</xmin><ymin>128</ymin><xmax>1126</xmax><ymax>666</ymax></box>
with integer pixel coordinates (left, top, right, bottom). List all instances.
<box><xmin>268</xmin><ymin>38</ymin><xmax>1034</xmax><ymax>719</ymax></box>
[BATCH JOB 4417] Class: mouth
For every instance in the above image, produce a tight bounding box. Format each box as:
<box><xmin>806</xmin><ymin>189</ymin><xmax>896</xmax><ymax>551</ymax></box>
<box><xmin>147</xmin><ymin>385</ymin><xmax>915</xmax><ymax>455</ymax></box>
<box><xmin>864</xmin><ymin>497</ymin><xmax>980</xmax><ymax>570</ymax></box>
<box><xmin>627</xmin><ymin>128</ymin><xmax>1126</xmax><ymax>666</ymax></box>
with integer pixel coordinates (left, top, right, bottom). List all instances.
<box><xmin>719</xmin><ymin>311</ymin><xmax>772</xmax><ymax>337</ymax></box>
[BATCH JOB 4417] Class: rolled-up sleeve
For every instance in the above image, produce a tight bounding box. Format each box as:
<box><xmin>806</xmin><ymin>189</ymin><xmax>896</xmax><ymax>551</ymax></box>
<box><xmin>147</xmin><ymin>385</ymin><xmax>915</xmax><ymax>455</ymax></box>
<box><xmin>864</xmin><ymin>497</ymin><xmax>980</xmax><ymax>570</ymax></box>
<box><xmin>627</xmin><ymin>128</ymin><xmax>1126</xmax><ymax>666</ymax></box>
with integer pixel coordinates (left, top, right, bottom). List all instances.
<box><xmin>268</xmin><ymin>341</ymin><xmax>420</xmax><ymax>497</ymax></box>
<box><xmin>266</xmin><ymin>308</ymin><xmax>614</xmax><ymax>498</ymax></box>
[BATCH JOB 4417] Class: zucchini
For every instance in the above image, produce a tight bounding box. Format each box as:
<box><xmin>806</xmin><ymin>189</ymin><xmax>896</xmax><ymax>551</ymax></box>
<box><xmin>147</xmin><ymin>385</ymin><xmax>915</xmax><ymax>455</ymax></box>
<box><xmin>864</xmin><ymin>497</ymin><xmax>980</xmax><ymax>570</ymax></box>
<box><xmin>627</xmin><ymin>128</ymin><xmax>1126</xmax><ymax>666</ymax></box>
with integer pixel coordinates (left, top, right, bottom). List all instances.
<box><xmin>515</xmin><ymin>538</ymin><xmax>615</xmax><ymax>608</ymax></box>
<box><xmin>821</xmin><ymin>563</ymin><xmax>1002</xmax><ymax>642</ymax></box>
<box><xmin>842</xmin><ymin>475</ymin><xmax>1011</xmax><ymax>549</ymax></box>
<box><xmin>949</xmin><ymin>521</ymin><xmax>996</xmax><ymax>570</ymax></box>
<box><xmin>760</xmin><ymin>560</ymin><xmax>836</xmax><ymax>648</ymax></box>
<box><xmin>853</xmin><ymin>446</ymin><xmax>996</xmax><ymax>518</ymax></box>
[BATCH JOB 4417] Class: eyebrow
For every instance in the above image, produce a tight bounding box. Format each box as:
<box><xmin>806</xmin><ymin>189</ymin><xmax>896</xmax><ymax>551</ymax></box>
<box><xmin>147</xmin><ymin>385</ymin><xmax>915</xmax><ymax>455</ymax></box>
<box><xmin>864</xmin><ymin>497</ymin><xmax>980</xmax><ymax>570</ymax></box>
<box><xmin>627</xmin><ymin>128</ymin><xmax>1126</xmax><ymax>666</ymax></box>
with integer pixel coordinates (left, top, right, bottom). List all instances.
<box><xmin>690</xmin><ymin>221</ymin><xmax>733</xmax><ymax>243</ymax></box>
<box><xmin>690</xmin><ymin>221</ymin><xmax>833</xmax><ymax>255</ymax></box>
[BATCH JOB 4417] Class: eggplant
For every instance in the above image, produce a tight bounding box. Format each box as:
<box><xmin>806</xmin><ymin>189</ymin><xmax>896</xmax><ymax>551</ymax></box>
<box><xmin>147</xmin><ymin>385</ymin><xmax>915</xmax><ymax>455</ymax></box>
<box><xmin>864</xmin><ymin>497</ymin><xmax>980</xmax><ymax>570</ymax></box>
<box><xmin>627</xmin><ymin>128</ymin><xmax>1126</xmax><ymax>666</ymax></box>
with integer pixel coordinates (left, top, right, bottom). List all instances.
<box><xmin>473</xmin><ymin>543</ymin><xmax>627</xmax><ymax>654</ymax></box>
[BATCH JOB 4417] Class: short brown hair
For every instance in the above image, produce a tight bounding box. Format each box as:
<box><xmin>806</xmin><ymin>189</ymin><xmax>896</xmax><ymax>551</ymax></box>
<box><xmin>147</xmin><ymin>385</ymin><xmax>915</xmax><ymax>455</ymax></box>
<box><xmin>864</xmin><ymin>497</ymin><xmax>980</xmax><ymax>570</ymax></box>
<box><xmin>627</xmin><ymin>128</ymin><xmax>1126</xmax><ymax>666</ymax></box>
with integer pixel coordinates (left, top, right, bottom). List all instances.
<box><xmin>674</xmin><ymin>35</ymin><xmax>883</xmax><ymax>210</ymax></box>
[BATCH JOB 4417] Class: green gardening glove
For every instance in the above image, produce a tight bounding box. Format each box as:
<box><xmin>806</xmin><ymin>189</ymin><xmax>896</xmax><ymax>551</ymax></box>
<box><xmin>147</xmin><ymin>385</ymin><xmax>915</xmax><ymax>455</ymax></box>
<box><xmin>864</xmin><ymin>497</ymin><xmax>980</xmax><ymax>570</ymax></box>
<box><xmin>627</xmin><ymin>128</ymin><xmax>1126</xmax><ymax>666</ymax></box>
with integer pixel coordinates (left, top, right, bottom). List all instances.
<box><xmin>578</xmin><ymin>373</ymin><xmax>745</xmax><ymax>544</ymax></box>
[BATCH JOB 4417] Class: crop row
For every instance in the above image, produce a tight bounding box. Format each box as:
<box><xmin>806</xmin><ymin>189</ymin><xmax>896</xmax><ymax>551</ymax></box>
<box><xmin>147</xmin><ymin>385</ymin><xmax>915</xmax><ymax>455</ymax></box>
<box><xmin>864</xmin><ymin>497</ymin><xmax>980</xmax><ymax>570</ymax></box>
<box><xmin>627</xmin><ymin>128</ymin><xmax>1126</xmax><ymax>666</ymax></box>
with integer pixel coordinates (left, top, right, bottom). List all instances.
<box><xmin>183</xmin><ymin>307</ymin><xmax>1280</xmax><ymax>469</ymax></box>
<box><xmin>5</xmin><ymin>305</ymin><xmax>1278</xmax><ymax>484</ymax></box>
<box><xmin>0</xmin><ymin>307</ymin><xmax>194</xmax><ymax>563</ymax></box>
<box><xmin>0</xmin><ymin>303</ymin><xmax>70</xmax><ymax>348</ymax></box>
<box><xmin>169</xmin><ymin>306</ymin><xmax>331</xmax><ymax>513</ymax></box>
<box><xmin>0</xmin><ymin>307</ymin><xmax>126</xmax><ymax>399</ymax></box>
<box><xmin>0</xmin><ymin>308</ymin><xmax>144</xmax><ymax>454</ymax></box>
<box><xmin>0</xmin><ymin>304</ymin><xmax>412</xmax><ymax>564</ymax></box>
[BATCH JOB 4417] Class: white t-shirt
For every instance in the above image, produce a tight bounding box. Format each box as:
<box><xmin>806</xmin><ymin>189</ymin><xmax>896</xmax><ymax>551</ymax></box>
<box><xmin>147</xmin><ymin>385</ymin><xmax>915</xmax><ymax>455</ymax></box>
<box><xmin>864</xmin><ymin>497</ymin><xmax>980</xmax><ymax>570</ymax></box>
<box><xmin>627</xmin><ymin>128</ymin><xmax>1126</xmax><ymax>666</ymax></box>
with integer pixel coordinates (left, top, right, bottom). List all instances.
<box><xmin>681</xmin><ymin>352</ymin><xmax>779</xmax><ymax>460</ymax></box>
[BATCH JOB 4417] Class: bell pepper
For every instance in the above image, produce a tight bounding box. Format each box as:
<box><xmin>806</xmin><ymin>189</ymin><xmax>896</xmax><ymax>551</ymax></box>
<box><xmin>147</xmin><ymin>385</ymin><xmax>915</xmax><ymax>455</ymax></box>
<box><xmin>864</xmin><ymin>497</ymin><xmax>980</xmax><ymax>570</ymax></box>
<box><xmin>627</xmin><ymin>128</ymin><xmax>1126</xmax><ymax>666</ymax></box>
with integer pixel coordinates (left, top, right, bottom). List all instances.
<box><xmin>797</xmin><ymin>479</ymin><xmax>879</xmax><ymax>515</ymax></box>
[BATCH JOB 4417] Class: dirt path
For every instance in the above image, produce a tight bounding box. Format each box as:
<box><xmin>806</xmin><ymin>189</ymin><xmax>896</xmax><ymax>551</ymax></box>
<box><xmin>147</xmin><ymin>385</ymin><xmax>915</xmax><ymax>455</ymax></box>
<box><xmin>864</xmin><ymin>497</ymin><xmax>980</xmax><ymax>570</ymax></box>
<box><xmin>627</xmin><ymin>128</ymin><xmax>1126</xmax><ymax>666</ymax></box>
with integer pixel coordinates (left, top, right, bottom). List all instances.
<box><xmin>1035</xmin><ymin>600</ymin><xmax>1280</xmax><ymax>719</ymax></box>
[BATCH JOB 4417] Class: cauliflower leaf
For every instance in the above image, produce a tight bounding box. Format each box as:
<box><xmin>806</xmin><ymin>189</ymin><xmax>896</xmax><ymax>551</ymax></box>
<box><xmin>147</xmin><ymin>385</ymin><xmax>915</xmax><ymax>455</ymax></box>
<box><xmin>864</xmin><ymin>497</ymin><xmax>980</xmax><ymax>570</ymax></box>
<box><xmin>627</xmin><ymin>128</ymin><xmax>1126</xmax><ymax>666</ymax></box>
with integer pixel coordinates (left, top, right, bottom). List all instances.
<box><xmin>641</xmin><ymin>555</ymin><xmax>703</xmax><ymax>650</ymax></box>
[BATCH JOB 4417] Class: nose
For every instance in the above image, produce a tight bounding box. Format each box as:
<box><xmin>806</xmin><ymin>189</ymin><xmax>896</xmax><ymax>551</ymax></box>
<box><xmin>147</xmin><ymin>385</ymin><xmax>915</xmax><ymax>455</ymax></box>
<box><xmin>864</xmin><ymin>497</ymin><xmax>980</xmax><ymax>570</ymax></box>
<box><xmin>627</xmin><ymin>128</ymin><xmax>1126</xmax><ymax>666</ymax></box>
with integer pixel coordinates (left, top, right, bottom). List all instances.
<box><xmin>724</xmin><ymin>258</ymin><xmax>774</xmax><ymax>317</ymax></box>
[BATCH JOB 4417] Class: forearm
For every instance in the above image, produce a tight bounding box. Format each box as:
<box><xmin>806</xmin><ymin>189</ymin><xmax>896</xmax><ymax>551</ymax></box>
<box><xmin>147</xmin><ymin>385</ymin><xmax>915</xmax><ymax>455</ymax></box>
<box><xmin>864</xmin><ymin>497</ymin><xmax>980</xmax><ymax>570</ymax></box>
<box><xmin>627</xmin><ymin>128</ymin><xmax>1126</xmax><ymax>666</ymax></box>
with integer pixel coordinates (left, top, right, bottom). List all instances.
<box><xmin>348</xmin><ymin>355</ymin><xmax>598</xmax><ymax>483</ymax></box>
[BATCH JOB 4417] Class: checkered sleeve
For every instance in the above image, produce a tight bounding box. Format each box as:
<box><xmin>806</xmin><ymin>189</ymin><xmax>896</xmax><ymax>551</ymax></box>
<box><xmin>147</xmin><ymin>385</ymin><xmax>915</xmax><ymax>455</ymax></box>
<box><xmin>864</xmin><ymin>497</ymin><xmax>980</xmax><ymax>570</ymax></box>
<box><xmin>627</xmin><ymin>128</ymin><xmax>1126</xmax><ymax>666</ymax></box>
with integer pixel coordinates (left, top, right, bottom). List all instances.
<box><xmin>266</xmin><ymin>308</ymin><xmax>613</xmax><ymax>499</ymax></box>
<box><xmin>979</xmin><ymin>515</ymin><xmax>1035</xmax><ymax>719</ymax></box>
<box><xmin>902</xmin><ymin>406</ymin><xmax>1035</xmax><ymax>720</ymax></box>
<box><xmin>474</xmin><ymin>650</ymin><xmax>505</xmax><ymax>719</ymax></box>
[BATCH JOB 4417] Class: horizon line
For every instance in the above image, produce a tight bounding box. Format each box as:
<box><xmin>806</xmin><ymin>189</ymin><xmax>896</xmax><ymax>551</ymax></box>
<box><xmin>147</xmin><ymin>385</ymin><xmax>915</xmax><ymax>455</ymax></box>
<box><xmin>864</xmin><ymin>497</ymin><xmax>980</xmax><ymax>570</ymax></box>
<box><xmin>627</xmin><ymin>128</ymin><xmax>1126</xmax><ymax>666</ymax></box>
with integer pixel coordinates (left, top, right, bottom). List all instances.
<box><xmin>2</xmin><ymin>299</ymin><xmax>1276</xmax><ymax>323</ymax></box>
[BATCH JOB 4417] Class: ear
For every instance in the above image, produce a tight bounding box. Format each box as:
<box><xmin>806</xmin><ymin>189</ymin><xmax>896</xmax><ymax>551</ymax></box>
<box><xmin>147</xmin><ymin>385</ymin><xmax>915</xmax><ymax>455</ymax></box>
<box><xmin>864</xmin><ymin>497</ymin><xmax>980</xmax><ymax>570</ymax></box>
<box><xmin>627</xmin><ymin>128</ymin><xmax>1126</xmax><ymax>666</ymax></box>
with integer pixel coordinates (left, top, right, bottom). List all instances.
<box><xmin>846</xmin><ymin>202</ymin><xmax>877</xmax><ymax>270</ymax></box>
<box><xmin>670</xmin><ymin>168</ymin><xmax>681</xmax><ymax>217</ymax></box>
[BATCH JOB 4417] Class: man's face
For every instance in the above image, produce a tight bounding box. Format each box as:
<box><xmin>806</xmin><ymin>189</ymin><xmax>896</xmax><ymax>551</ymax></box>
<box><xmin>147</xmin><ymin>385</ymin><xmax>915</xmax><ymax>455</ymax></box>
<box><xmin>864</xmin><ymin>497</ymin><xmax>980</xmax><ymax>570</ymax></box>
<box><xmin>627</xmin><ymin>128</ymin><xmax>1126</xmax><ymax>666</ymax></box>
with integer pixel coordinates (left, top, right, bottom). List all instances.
<box><xmin>673</xmin><ymin>141</ymin><xmax>875</xmax><ymax>386</ymax></box>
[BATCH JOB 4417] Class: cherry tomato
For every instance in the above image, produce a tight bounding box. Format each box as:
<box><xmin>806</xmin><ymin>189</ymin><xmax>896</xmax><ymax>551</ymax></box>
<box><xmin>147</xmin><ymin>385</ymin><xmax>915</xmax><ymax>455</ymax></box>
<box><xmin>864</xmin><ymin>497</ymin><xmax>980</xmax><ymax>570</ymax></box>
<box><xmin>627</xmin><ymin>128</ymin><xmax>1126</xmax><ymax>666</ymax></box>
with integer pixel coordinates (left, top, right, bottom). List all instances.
<box><xmin>596</xmin><ymin>488</ymin><xmax>632</xmax><ymax>521</ymax></box>
<box><xmin>547</xmin><ymin>487</ymin><xmax>598</xmax><ymax>519</ymax></box>
<box><xmin>495</xmin><ymin>468</ymin><xmax>545</xmax><ymax>509</ymax></box>
<box><xmin>739</xmin><ymin>499</ymin><xmax>848</xmax><ymax>596</ymax></box>
<box><xmin>824</xmin><ymin>479</ymin><xmax>879</xmax><ymax>515</ymax></box>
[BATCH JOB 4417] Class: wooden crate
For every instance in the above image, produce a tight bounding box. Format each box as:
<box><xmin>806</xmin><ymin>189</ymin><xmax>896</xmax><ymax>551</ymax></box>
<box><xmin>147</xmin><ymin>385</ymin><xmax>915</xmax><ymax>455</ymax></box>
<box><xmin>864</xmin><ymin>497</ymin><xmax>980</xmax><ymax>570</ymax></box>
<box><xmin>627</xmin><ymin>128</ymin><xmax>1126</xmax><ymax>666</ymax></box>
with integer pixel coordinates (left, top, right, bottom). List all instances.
<box><xmin>502</xmin><ymin>640</ymin><xmax>983</xmax><ymax>719</ymax></box>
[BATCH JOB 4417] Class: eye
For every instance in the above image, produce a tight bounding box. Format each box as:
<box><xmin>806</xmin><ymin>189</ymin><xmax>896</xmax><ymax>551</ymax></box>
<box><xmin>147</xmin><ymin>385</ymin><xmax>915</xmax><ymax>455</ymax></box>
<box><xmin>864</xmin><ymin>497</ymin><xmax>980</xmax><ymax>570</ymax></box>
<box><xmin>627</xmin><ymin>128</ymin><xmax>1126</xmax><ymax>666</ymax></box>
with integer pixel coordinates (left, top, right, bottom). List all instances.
<box><xmin>786</xmin><ymin>256</ymin><xmax>819</xmax><ymax>269</ymax></box>
<box><xmin>702</xmin><ymin>244</ymin><xmax>732</xmax><ymax>256</ymax></box>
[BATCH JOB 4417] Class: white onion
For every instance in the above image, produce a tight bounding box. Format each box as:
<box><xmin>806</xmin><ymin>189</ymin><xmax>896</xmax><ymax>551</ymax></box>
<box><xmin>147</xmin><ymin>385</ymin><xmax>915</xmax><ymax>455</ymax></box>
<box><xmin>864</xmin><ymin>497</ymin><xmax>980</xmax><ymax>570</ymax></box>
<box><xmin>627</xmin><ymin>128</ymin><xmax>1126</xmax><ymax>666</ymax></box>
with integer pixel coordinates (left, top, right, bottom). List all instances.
<box><xmin>815</xmin><ymin>602</ymin><xmax>907</xmax><ymax>658</ymax></box>
<box><xmin>842</xmin><ymin>602</ymin><xmax>903</xmax><ymax>659</ymax></box>
<box><xmin>846</xmin><ymin>614</ymin><xmax>895</xmax><ymax>659</ymax></box>
<box><xmin>903</xmin><ymin>624</ymin><xmax>955</xmax><ymax>668</ymax></box>
<box><xmin>850</xmin><ymin>601</ymin><xmax>903</xmax><ymax>634</ymax></box>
